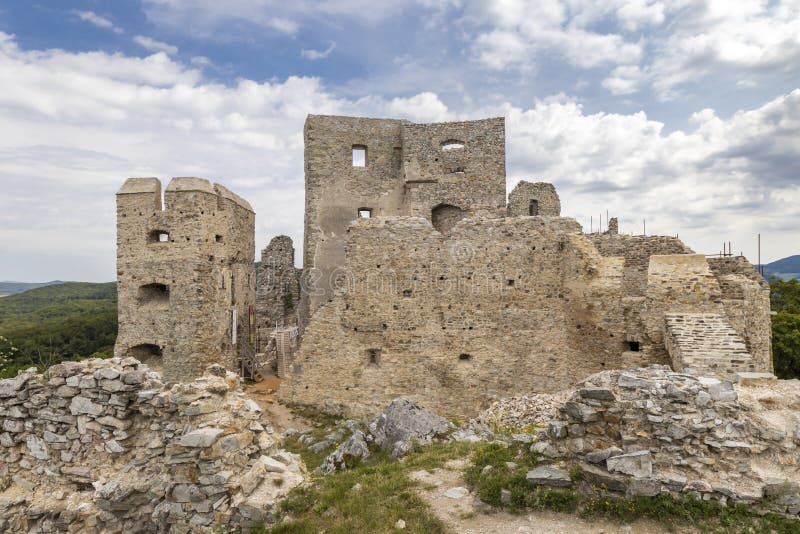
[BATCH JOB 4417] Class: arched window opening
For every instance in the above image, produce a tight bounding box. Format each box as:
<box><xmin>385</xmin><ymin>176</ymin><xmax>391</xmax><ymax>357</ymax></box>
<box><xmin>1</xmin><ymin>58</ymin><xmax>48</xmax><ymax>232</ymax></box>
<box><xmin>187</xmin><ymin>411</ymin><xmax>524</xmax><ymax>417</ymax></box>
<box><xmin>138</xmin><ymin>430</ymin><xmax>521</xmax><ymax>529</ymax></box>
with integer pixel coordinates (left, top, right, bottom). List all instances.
<box><xmin>126</xmin><ymin>344</ymin><xmax>162</xmax><ymax>371</ymax></box>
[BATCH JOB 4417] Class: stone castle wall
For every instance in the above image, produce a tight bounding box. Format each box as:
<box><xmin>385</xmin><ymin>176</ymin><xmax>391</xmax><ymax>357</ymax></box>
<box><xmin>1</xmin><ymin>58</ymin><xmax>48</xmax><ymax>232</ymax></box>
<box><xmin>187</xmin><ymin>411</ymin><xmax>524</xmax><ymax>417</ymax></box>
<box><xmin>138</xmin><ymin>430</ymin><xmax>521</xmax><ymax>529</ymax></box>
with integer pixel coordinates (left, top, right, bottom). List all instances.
<box><xmin>281</xmin><ymin>215</ymin><xmax>658</xmax><ymax>418</ymax></box>
<box><xmin>0</xmin><ymin>359</ymin><xmax>304</xmax><ymax>532</ymax></box>
<box><xmin>255</xmin><ymin>236</ymin><xmax>301</xmax><ymax>349</ymax></box>
<box><xmin>300</xmin><ymin>115</ymin><xmax>506</xmax><ymax>325</ymax></box>
<box><xmin>115</xmin><ymin>177</ymin><xmax>255</xmax><ymax>383</ymax></box>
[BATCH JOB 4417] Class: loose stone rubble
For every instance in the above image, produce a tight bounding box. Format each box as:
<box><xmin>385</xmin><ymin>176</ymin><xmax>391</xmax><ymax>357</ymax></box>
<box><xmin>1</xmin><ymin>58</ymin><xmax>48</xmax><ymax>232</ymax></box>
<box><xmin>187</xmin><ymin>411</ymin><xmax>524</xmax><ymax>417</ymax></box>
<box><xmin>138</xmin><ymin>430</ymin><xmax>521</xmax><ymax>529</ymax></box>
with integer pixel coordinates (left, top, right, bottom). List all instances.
<box><xmin>0</xmin><ymin>358</ymin><xmax>306</xmax><ymax>532</ymax></box>
<box><xmin>319</xmin><ymin>398</ymin><xmax>454</xmax><ymax>474</ymax></box>
<box><xmin>494</xmin><ymin>365</ymin><xmax>800</xmax><ymax>517</ymax></box>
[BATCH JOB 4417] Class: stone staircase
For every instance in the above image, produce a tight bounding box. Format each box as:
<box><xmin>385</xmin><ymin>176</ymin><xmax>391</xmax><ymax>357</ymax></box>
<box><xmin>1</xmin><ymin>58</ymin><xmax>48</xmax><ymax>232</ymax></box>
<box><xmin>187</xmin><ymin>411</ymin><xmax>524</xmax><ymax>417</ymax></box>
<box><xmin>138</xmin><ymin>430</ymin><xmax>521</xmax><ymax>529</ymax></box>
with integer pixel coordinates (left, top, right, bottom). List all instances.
<box><xmin>664</xmin><ymin>313</ymin><xmax>755</xmax><ymax>378</ymax></box>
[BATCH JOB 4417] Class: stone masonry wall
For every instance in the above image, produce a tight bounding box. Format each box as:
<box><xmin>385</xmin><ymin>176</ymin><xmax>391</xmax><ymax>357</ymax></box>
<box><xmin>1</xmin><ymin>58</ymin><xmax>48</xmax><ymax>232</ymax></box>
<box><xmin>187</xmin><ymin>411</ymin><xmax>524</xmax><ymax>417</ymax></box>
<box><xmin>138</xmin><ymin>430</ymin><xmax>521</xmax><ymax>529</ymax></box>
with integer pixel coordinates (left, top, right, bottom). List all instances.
<box><xmin>587</xmin><ymin>234</ymin><xmax>693</xmax><ymax>297</ymax></box>
<box><xmin>708</xmin><ymin>257</ymin><xmax>773</xmax><ymax>373</ymax></box>
<box><xmin>256</xmin><ymin>236</ymin><xmax>301</xmax><ymax>350</ymax></box>
<box><xmin>281</xmin><ymin>215</ymin><xmax>656</xmax><ymax>419</ymax></box>
<box><xmin>0</xmin><ymin>359</ymin><xmax>304</xmax><ymax>532</ymax></box>
<box><xmin>507</xmin><ymin>181</ymin><xmax>561</xmax><ymax>217</ymax></box>
<box><xmin>115</xmin><ymin>178</ymin><xmax>255</xmax><ymax>383</ymax></box>
<box><xmin>300</xmin><ymin>115</ymin><xmax>506</xmax><ymax>325</ymax></box>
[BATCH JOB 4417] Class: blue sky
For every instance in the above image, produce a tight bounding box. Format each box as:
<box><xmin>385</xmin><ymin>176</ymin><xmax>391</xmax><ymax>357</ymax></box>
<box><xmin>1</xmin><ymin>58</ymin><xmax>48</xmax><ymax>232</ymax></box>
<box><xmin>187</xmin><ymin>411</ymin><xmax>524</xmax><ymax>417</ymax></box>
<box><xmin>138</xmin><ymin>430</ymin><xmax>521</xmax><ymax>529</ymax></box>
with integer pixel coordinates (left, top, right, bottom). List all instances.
<box><xmin>0</xmin><ymin>0</ymin><xmax>798</xmax><ymax>281</ymax></box>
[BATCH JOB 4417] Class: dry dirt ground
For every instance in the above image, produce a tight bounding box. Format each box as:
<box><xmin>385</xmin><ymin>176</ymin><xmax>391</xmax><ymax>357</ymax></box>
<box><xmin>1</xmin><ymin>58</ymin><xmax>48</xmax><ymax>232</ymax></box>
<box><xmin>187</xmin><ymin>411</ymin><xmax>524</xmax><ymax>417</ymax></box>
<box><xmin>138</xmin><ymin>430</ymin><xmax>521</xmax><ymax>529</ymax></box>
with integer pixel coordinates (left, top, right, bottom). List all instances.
<box><xmin>409</xmin><ymin>459</ymin><xmax>694</xmax><ymax>534</ymax></box>
<box><xmin>243</xmin><ymin>374</ymin><xmax>311</xmax><ymax>434</ymax></box>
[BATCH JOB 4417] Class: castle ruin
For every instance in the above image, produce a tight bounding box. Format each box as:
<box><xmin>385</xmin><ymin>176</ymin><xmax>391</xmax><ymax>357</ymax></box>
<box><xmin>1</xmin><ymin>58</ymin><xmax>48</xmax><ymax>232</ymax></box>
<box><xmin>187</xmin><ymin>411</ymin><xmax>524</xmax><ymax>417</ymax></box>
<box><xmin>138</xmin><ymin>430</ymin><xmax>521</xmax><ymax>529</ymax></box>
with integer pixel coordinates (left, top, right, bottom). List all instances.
<box><xmin>115</xmin><ymin>177</ymin><xmax>255</xmax><ymax>382</ymax></box>
<box><xmin>114</xmin><ymin>116</ymin><xmax>772</xmax><ymax>418</ymax></box>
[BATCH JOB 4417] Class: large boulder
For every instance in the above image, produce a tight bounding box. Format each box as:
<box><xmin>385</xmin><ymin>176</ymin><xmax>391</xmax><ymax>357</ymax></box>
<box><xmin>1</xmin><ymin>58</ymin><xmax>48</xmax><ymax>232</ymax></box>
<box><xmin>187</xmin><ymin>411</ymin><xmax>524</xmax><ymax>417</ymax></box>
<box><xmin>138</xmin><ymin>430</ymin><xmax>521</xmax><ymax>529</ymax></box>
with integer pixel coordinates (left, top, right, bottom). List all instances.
<box><xmin>369</xmin><ymin>399</ymin><xmax>452</xmax><ymax>458</ymax></box>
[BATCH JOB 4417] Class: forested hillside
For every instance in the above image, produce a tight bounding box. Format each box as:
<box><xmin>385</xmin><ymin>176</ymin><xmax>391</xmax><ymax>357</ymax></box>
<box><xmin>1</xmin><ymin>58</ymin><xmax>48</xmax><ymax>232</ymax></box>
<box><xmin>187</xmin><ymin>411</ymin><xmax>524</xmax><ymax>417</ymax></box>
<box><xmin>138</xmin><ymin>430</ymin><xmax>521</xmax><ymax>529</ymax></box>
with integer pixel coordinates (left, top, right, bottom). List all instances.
<box><xmin>0</xmin><ymin>282</ymin><xmax>117</xmax><ymax>378</ymax></box>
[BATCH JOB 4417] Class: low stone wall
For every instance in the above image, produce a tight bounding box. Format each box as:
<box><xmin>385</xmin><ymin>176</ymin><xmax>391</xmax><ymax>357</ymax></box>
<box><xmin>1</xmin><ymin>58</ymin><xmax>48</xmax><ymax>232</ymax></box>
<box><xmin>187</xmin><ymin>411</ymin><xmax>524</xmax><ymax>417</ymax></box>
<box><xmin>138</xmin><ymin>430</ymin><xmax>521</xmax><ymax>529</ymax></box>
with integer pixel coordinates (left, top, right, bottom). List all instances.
<box><xmin>537</xmin><ymin>366</ymin><xmax>800</xmax><ymax>513</ymax></box>
<box><xmin>0</xmin><ymin>358</ymin><xmax>305</xmax><ymax>532</ymax></box>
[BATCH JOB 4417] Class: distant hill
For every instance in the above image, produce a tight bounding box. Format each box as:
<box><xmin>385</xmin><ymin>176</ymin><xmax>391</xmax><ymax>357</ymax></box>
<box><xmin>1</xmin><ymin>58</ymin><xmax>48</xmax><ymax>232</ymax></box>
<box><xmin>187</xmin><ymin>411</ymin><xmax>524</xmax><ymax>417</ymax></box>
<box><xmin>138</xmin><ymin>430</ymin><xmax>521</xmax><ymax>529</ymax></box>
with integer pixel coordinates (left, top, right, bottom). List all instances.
<box><xmin>0</xmin><ymin>282</ymin><xmax>117</xmax><ymax>378</ymax></box>
<box><xmin>761</xmin><ymin>255</ymin><xmax>800</xmax><ymax>280</ymax></box>
<box><xmin>0</xmin><ymin>280</ymin><xmax>64</xmax><ymax>295</ymax></box>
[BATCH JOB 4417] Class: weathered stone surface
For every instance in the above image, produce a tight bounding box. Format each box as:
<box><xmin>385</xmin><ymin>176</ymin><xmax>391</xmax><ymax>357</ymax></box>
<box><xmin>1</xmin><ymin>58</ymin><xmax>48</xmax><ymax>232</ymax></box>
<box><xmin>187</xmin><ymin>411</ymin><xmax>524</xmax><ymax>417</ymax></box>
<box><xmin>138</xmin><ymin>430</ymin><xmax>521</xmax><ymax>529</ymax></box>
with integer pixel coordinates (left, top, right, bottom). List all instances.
<box><xmin>443</xmin><ymin>487</ymin><xmax>469</xmax><ymax>499</ymax></box>
<box><xmin>178</xmin><ymin>428</ymin><xmax>224</xmax><ymax>448</ymax></box>
<box><xmin>0</xmin><ymin>359</ymin><xmax>305</xmax><ymax>533</ymax></box>
<box><xmin>607</xmin><ymin>451</ymin><xmax>652</xmax><ymax>479</ymax></box>
<box><xmin>369</xmin><ymin>399</ymin><xmax>452</xmax><ymax>458</ymax></box>
<box><xmin>69</xmin><ymin>396</ymin><xmax>103</xmax><ymax>416</ymax></box>
<box><xmin>526</xmin><ymin>466</ymin><xmax>572</xmax><ymax>488</ymax></box>
<box><xmin>319</xmin><ymin>429</ymin><xmax>371</xmax><ymax>474</ymax></box>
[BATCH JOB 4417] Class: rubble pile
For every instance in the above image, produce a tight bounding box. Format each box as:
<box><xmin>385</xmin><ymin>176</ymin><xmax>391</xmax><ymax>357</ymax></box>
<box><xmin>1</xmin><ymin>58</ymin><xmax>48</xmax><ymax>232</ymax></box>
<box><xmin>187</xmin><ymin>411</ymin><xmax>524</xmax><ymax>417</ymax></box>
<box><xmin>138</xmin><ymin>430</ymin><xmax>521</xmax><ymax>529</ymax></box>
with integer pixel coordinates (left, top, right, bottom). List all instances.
<box><xmin>0</xmin><ymin>358</ymin><xmax>306</xmax><ymax>532</ymax></box>
<box><xmin>478</xmin><ymin>391</ymin><xmax>570</xmax><ymax>429</ymax></box>
<box><xmin>524</xmin><ymin>365</ymin><xmax>800</xmax><ymax>515</ymax></box>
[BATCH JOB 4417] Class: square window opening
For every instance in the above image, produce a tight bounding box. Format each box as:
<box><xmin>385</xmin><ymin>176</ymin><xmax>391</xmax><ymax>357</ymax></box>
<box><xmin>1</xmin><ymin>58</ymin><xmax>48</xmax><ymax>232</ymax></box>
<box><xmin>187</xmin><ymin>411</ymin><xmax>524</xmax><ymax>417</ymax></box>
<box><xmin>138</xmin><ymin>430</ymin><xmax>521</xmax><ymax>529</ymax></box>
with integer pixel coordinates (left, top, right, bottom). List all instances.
<box><xmin>358</xmin><ymin>208</ymin><xmax>372</xmax><ymax>219</ymax></box>
<box><xmin>352</xmin><ymin>145</ymin><xmax>366</xmax><ymax>167</ymax></box>
<box><xmin>627</xmin><ymin>341</ymin><xmax>641</xmax><ymax>352</ymax></box>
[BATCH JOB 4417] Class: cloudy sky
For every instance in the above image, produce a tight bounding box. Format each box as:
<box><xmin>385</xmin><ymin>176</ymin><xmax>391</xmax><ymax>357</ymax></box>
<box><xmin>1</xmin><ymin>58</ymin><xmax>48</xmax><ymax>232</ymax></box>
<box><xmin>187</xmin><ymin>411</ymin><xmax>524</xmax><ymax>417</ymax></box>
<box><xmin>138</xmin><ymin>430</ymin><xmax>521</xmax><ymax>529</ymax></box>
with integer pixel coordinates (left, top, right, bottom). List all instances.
<box><xmin>0</xmin><ymin>0</ymin><xmax>798</xmax><ymax>282</ymax></box>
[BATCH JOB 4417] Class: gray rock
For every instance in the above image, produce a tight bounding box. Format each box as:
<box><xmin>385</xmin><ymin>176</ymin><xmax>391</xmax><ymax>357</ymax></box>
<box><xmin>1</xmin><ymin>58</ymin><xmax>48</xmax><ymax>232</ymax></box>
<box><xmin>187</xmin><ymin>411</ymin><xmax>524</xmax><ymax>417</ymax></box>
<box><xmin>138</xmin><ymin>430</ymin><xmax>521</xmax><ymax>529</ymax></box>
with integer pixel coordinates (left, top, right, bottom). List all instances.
<box><xmin>548</xmin><ymin>421</ymin><xmax>568</xmax><ymax>439</ymax></box>
<box><xmin>579</xmin><ymin>388</ymin><xmax>616</xmax><ymax>401</ymax></box>
<box><xmin>105</xmin><ymin>440</ymin><xmax>126</xmax><ymax>453</ymax></box>
<box><xmin>444</xmin><ymin>486</ymin><xmax>469</xmax><ymax>499</ymax></box>
<box><xmin>607</xmin><ymin>450</ymin><xmax>652</xmax><ymax>478</ymax></box>
<box><xmin>43</xmin><ymin>430</ymin><xmax>67</xmax><ymax>443</ymax></box>
<box><xmin>617</xmin><ymin>373</ymin><xmax>650</xmax><ymax>389</ymax></box>
<box><xmin>0</xmin><ymin>369</ymin><xmax>36</xmax><ymax>397</ymax></box>
<box><xmin>26</xmin><ymin>435</ymin><xmax>49</xmax><ymax>460</ymax></box>
<box><xmin>585</xmin><ymin>446</ymin><xmax>622</xmax><ymax>464</ymax></box>
<box><xmin>565</xmin><ymin>401</ymin><xmax>599</xmax><ymax>423</ymax></box>
<box><xmin>628</xmin><ymin>478</ymin><xmax>661</xmax><ymax>497</ymax></box>
<box><xmin>500</xmin><ymin>488</ymin><xmax>512</xmax><ymax>505</ymax></box>
<box><xmin>579</xmin><ymin>463</ymin><xmax>627</xmax><ymax>492</ymax></box>
<box><xmin>179</xmin><ymin>427</ymin><xmax>224</xmax><ymax>448</ymax></box>
<box><xmin>369</xmin><ymin>399</ymin><xmax>452</xmax><ymax>458</ymax></box>
<box><xmin>526</xmin><ymin>466</ymin><xmax>572</xmax><ymax>488</ymax></box>
<box><xmin>94</xmin><ymin>367</ymin><xmax>120</xmax><ymax>380</ymax></box>
<box><xmin>319</xmin><ymin>429</ymin><xmax>371</xmax><ymax>474</ymax></box>
<box><xmin>69</xmin><ymin>396</ymin><xmax>104</xmax><ymax>416</ymax></box>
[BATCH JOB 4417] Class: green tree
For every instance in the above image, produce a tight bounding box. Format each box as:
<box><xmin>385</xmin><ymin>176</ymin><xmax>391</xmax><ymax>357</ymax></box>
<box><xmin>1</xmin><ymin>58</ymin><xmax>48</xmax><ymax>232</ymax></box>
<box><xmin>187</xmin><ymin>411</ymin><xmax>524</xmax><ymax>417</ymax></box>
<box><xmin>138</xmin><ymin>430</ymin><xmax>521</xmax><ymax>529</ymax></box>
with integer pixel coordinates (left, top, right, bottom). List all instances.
<box><xmin>770</xmin><ymin>277</ymin><xmax>800</xmax><ymax>379</ymax></box>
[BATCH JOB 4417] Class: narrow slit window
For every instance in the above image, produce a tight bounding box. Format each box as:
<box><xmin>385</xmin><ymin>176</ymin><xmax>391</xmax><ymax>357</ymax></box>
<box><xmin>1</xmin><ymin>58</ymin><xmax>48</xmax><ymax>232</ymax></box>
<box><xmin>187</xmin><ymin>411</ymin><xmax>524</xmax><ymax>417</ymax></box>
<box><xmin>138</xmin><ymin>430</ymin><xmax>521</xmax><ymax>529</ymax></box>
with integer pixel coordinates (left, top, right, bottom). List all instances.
<box><xmin>367</xmin><ymin>348</ymin><xmax>381</xmax><ymax>367</ymax></box>
<box><xmin>352</xmin><ymin>145</ymin><xmax>366</xmax><ymax>167</ymax></box>
<box><xmin>358</xmin><ymin>208</ymin><xmax>372</xmax><ymax>219</ymax></box>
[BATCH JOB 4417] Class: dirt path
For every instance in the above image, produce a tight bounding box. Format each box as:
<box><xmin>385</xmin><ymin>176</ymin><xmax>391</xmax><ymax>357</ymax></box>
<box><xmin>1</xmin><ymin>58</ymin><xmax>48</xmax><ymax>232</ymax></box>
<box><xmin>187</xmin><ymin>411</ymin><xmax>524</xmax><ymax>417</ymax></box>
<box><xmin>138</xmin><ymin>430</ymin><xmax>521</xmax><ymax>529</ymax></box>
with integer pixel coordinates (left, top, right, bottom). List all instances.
<box><xmin>411</xmin><ymin>459</ymin><xmax>690</xmax><ymax>534</ymax></box>
<box><xmin>242</xmin><ymin>374</ymin><xmax>311</xmax><ymax>434</ymax></box>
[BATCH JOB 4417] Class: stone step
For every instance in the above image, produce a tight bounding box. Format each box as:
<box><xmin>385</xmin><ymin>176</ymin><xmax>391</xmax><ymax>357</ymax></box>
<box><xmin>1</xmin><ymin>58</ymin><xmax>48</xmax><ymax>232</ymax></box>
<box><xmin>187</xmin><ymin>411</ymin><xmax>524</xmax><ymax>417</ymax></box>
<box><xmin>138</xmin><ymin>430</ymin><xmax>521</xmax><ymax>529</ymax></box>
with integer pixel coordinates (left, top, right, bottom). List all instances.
<box><xmin>664</xmin><ymin>313</ymin><xmax>755</xmax><ymax>379</ymax></box>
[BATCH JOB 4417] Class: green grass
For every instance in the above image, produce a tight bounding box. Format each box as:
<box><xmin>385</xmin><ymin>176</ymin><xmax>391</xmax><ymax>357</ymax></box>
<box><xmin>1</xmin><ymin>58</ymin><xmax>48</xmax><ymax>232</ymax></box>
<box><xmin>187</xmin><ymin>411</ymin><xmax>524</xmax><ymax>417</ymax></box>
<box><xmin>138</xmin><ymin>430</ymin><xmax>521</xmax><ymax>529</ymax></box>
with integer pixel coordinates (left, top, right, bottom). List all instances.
<box><xmin>463</xmin><ymin>441</ymin><xmax>800</xmax><ymax>533</ymax></box>
<box><xmin>272</xmin><ymin>420</ymin><xmax>479</xmax><ymax>533</ymax></box>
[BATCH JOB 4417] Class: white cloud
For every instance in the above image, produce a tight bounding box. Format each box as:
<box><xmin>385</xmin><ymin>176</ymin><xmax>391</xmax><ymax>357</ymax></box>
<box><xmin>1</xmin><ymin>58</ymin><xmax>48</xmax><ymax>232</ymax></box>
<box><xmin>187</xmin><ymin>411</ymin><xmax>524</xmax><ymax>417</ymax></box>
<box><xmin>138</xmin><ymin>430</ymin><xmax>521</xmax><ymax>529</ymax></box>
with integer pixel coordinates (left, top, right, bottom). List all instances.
<box><xmin>301</xmin><ymin>42</ymin><xmax>336</xmax><ymax>60</ymax></box>
<box><xmin>73</xmin><ymin>10</ymin><xmax>124</xmax><ymax>34</ymax></box>
<box><xmin>0</xmin><ymin>32</ymin><xmax>797</xmax><ymax>282</ymax></box>
<box><xmin>133</xmin><ymin>35</ymin><xmax>179</xmax><ymax>55</ymax></box>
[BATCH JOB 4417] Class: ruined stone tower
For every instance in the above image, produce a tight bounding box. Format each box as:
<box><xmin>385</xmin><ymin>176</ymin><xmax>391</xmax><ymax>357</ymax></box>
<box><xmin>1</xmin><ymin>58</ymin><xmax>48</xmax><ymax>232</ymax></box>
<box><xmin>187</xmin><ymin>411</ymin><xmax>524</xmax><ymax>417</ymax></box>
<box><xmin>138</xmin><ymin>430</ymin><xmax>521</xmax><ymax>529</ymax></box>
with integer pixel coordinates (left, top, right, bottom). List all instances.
<box><xmin>115</xmin><ymin>177</ymin><xmax>255</xmax><ymax>382</ymax></box>
<box><xmin>300</xmin><ymin>115</ymin><xmax>507</xmax><ymax>324</ymax></box>
<box><xmin>255</xmin><ymin>235</ymin><xmax>301</xmax><ymax>348</ymax></box>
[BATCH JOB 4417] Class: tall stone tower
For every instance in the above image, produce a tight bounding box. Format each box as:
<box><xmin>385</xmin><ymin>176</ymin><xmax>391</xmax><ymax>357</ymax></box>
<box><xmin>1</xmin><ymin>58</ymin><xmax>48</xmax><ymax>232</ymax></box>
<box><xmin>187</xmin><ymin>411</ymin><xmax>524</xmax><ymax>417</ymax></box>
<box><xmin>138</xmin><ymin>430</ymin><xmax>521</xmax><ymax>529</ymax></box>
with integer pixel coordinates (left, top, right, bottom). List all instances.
<box><xmin>114</xmin><ymin>177</ymin><xmax>255</xmax><ymax>382</ymax></box>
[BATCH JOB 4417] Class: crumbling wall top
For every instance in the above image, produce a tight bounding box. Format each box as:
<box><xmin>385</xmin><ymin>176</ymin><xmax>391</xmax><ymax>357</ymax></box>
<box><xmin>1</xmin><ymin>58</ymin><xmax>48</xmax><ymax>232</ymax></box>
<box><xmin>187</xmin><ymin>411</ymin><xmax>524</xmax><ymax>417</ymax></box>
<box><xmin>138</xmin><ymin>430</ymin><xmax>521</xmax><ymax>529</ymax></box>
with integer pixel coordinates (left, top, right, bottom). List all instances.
<box><xmin>214</xmin><ymin>183</ymin><xmax>254</xmax><ymax>213</ymax></box>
